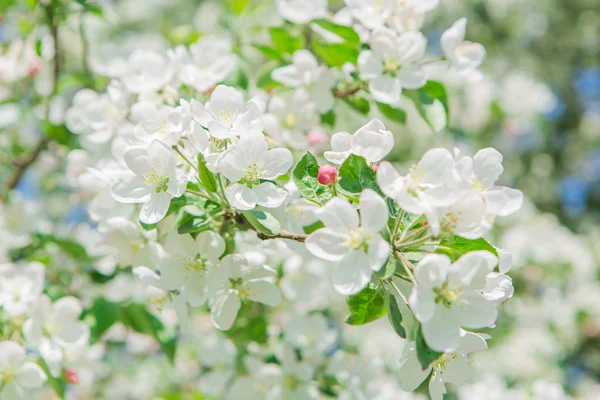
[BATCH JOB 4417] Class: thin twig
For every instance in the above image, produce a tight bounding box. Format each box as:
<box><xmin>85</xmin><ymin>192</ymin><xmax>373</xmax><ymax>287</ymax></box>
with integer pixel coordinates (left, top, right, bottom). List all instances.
<box><xmin>5</xmin><ymin>138</ymin><xmax>49</xmax><ymax>190</ymax></box>
<box><xmin>234</xmin><ymin>213</ymin><xmax>308</xmax><ymax>242</ymax></box>
<box><xmin>334</xmin><ymin>86</ymin><xmax>360</xmax><ymax>98</ymax></box>
<box><xmin>388</xmin><ymin>279</ymin><xmax>411</xmax><ymax>307</ymax></box>
<box><xmin>185</xmin><ymin>189</ymin><xmax>211</xmax><ymax>199</ymax></box>
<box><xmin>395</xmin><ymin>252</ymin><xmax>418</xmax><ymax>287</ymax></box>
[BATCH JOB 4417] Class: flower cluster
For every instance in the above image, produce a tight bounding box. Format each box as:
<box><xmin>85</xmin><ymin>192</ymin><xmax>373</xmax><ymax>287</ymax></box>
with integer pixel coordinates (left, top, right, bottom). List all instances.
<box><xmin>0</xmin><ymin>0</ymin><xmax>594</xmax><ymax>399</ymax></box>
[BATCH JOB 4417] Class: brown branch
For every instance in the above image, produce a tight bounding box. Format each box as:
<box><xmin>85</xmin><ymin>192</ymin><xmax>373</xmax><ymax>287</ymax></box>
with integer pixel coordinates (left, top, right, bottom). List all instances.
<box><xmin>5</xmin><ymin>138</ymin><xmax>48</xmax><ymax>190</ymax></box>
<box><xmin>233</xmin><ymin>213</ymin><xmax>308</xmax><ymax>242</ymax></box>
<box><xmin>334</xmin><ymin>86</ymin><xmax>361</xmax><ymax>98</ymax></box>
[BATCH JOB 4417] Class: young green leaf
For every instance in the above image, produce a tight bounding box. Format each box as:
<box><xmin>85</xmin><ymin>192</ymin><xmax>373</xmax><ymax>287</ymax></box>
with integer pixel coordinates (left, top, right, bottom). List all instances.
<box><xmin>197</xmin><ymin>156</ymin><xmax>218</xmax><ymax>193</ymax></box>
<box><xmin>312</xmin><ymin>19</ymin><xmax>360</xmax><ymax>43</ymax></box>
<box><xmin>270</xmin><ymin>27</ymin><xmax>303</xmax><ymax>55</ymax></box>
<box><xmin>241</xmin><ymin>210</ymin><xmax>281</xmax><ymax>236</ymax></box>
<box><xmin>37</xmin><ymin>357</ymin><xmax>66</xmax><ymax>399</ymax></box>
<box><xmin>387</xmin><ymin>294</ymin><xmax>406</xmax><ymax>338</ymax></box>
<box><xmin>376</xmin><ymin>256</ymin><xmax>396</xmax><ymax>279</ymax></box>
<box><xmin>293</xmin><ymin>152</ymin><xmax>333</xmax><ymax>205</ymax></box>
<box><xmin>376</xmin><ymin>102</ymin><xmax>407</xmax><ymax>124</ymax></box>
<box><xmin>338</xmin><ymin>154</ymin><xmax>382</xmax><ymax>196</ymax></box>
<box><xmin>314</xmin><ymin>42</ymin><xmax>359</xmax><ymax>67</ymax></box>
<box><xmin>416</xmin><ymin>326</ymin><xmax>442</xmax><ymax>370</ymax></box>
<box><xmin>437</xmin><ymin>235</ymin><xmax>499</xmax><ymax>261</ymax></box>
<box><xmin>342</xmin><ymin>96</ymin><xmax>371</xmax><ymax>115</ymax></box>
<box><xmin>345</xmin><ymin>283</ymin><xmax>387</xmax><ymax>325</ymax></box>
<box><xmin>404</xmin><ymin>81</ymin><xmax>449</xmax><ymax>132</ymax></box>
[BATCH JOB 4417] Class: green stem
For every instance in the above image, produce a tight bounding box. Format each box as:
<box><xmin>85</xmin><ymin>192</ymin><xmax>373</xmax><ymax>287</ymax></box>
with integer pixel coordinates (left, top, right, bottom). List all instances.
<box><xmin>395</xmin><ymin>252</ymin><xmax>418</xmax><ymax>287</ymax></box>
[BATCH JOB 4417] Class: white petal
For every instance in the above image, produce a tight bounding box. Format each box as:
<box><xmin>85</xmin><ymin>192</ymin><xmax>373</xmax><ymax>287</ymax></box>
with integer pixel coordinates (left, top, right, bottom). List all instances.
<box><xmin>377</xmin><ymin>161</ymin><xmax>404</xmax><ymax>199</ymax></box>
<box><xmin>422</xmin><ymin>304</ymin><xmax>461</xmax><ymax>351</ymax></box>
<box><xmin>226</xmin><ymin>183</ymin><xmax>258</xmax><ymax>210</ymax></box>
<box><xmin>254</xmin><ymin>182</ymin><xmax>288</xmax><ymax>208</ymax></box>
<box><xmin>450</xmin><ymin>251</ymin><xmax>497</xmax><ymax>289</ymax></box>
<box><xmin>272</xmin><ymin>65</ymin><xmax>302</xmax><ymax>87</ymax></box>
<box><xmin>52</xmin><ymin>296</ymin><xmax>82</xmax><ymax>321</ymax></box>
<box><xmin>110</xmin><ymin>177</ymin><xmax>151</xmax><ymax>204</ymax></box>
<box><xmin>0</xmin><ymin>341</ymin><xmax>25</xmax><ymax>369</ymax></box>
<box><xmin>428</xmin><ymin>372</ymin><xmax>447</xmax><ymax>400</ymax></box>
<box><xmin>473</xmin><ymin>147</ymin><xmax>503</xmax><ymax>188</ymax></box>
<box><xmin>332</xmin><ymin>251</ymin><xmax>373</xmax><ymax>295</ymax></box>
<box><xmin>196</xmin><ymin>231</ymin><xmax>226</xmax><ymax>263</ymax></box>
<box><xmin>441</xmin><ymin>18</ymin><xmax>467</xmax><ymax>58</ymax></box>
<box><xmin>139</xmin><ymin>192</ymin><xmax>172</xmax><ymax>224</ymax></box>
<box><xmin>17</xmin><ymin>362</ymin><xmax>47</xmax><ymax>389</ymax></box>
<box><xmin>329</xmin><ymin>131</ymin><xmax>353</xmax><ymax>153</ymax></box>
<box><xmin>397</xmin><ymin>65</ymin><xmax>427</xmax><ymax>89</ymax></box>
<box><xmin>238</xmin><ymin>134</ymin><xmax>268</xmax><ymax>167</ymax></box>
<box><xmin>414</xmin><ymin>254</ymin><xmax>451</xmax><ymax>288</ymax></box>
<box><xmin>496</xmin><ymin>187</ymin><xmax>523</xmax><ymax>216</ymax></box>
<box><xmin>219</xmin><ymin>149</ymin><xmax>244</xmax><ymax>182</ymax></box>
<box><xmin>357</xmin><ymin>50</ymin><xmax>383</xmax><ymax>79</ymax></box>
<box><xmin>352</xmin><ymin>119</ymin><xmax>394</xmax><ymax>163</ymax></box>
<box><xmin>211</xmin><ymin>292</ymin><xmax>241</xmax><ymax>331</ymax></box>
<box><xmin>220</xmin><ymin>254</ymin><xmax>245</xmax><ymax>279</ymax></box>
<box><xmin>366</xmin><ymin>235</ymin><xmax>390</xmax><ymax>271</ymax></box>
<box><xmin>369</xmin><ymin>75</ymin><xmax>401</xmax><ymax>105</ymax></box>
<box><xmin>458</xmin><ymin>331</ymin><xmax>488</xmax><ymax>354</ymax></box>
<box><xmin>458</xmin><ymin>292</ymin><xmax>497</xmax><ymax>328</ymax></box>
<box><xmin>314</xmin><ymin>197</ymin><xmax>358</xmax><ymax>232</ymax></box>
<box><xmin>397</xmin><ymin>345</ymin><xmax>431</xmax><ymax>391</ymax></box>
<box><xmin>262</xmin><ymin>148</ymin><xmax>293</xmax><ymax>180</ymax></box>
<box><xmin>305</xmin><ymin>228</ymin><xmax>348</xmax><ymax>261</ymax></box>
<box><xmin>54</xmin><ymin>321</ymin><xmax>90</xmax><ymax>348</ymax></box>
<box><xmin>147</xmin><ymin>139</ymin><xmax>176</xmax><ymax>175</ymax></box>
<box><xmin>409</xmin><ymin>287</ymin><xmax>436</xmax><ymax>323</ymax></box>
<box><xmin>124</xmin><ymin>146</ymin><xmax>150</xmax><ymax>175</ymax></box>
<box><xmin>441</xmin><ymin>355</ymin><xmax>472</xmax><ymax>385</ymax></box>
<box><xmin>359</xmin><ymin>188</ymin><xmax>389</xmax><ymax>232</ymax></box>
<box><xmin>209</xmin><ymin>85</ymin><xmax>244</xmax><ymax>123</ymax></box>
<box><xmin>245</xmin><ymin>280</ymin><xmax>281</xmax><ymax>307</ymax></box>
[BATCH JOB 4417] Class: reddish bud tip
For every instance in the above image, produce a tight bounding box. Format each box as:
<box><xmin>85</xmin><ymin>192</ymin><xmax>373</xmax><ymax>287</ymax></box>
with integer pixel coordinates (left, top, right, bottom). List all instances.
<box><xmin>371</xmin><ymin>163</ymin><xmax>379</xmax><ymax>172</ymax></box>
<box><xmin>307</xmin><ymin>130</ymin><xmax>328</xmax><ymax>146</ymax></box>
<box><xmin>64</xmin><ymin>369</ymin><xmax>80</xmax><ymax>385</ymax></box>
<box><xmin>317</xmin><ymin>164</ymin><xmax>338</xmax><ymax>186</ymax></box>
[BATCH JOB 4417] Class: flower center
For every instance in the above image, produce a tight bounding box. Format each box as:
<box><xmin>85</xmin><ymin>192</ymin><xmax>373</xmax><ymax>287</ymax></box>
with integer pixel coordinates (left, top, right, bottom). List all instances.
<box><xmin>0</xmin><ymin>368</ymin><xmax>16</xmax><ymax>384</ymax></box>
<box><xmin>343</xmin><ymin>227</ymin><xmax>371</xmax><ymax>252</ymax></box>
<box><xmin>284</xmin><ymin>375</ymin><xmax>300</xmax><ymax>390</ymax></box>
<box><xmin>240</xmin><ymin>163</ymin><xmax>264</xmax><ymax>187</ymax></box>
<box><xmin>183</xmin><ymin>254</ymin><xmax>208</xmax><ymax>275</ymax></box>
<box><xmin>143</xmin><ymin>167</ymin><xmax>169</xmax><ymax>193</ymax></box>
<box><xmin>229</xmin><ymin>278</ymin><xmax>251</xmax><ymax>300</ymax></box>
<box><xmin>383</xmin><ymin>58</ymin><xmax>400</xmax><ymax>75</ymax></box>
<box><xmin>216</xmin><ymin>108</ymin><xmax>235</xmax><ymax>127</ymax></box>
<box><xmin>431</xmin><ymin>353</ymin><xmax>458</xmax><ymax>376</ymax></box>
<box><xmin>284</xmin><ymin>113</ymin><xmax>298</xmax><ymax>128</ymax></box>
<box><xmin>433</xmin><ymin>281</ymin><xmax>463</xmax><ymax>308</ymax></box>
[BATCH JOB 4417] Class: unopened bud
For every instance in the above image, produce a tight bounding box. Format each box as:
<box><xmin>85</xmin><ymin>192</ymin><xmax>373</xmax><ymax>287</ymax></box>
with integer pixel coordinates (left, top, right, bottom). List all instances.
<box><xmin>64</xmin><ymin>369</ymin><xmax>79</xmax><ymax>385</ymax></box>
<box><xmin>318</xmin><ymin>165</ymin><xmax>337</xmax><ymax>186</ymax></box>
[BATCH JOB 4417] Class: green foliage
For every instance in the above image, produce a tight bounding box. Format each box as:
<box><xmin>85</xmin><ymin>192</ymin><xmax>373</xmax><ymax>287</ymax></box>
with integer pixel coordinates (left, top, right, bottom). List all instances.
<box><xmin>338</xmin><ymin>154</ymin><xmax>382</xmax><ymax>196</ymax></box>
<box><xmin>314</xmin><ymin>42</ymin><xmax>359</xmax><ymax>67</ymax></box>
<box><xmin>416</xmin><ymin>326</ymin><xmax>442</xmax><ymax>370</ymax></box>
<box><xmin>197</xmin><ymin>156</ymin><xmax>218</xmax><ymax>193</ymax></box>
<box><xmin>404</xmin><ymin>81</ymin><xmax>449</xmax><ymax>132</ymax></box>
<box><xmin>387</xmin><ymin>294</ymin><xmax>407</xmax><ymax>338</ymax></box>
<box><xmin>241</xmin><ymin>210</ymin><xmax>281</xmax><ymax>236</ymax></box>
<box><xmin>376</xmin><ymin>102</ymin><xmax>407</xmax><ymax>124</ymax></box>
<box><xmin>345</xmin><ymin>283</ymin><xmax>387</xmax><ymax>325</ymax></box>
<box><xmin>376</xmin><ymin>256</ymin><xmax>396</xmax><ymax>279</ymax></box>
<box><xmin>312</xmin><ymin>19</ymin><xmax>360</xmax><ymax>43</ymax></box>
<box><xmin>437</xmin><ymin>235</ymin><xmax>499</xmax><ymax>261</ymax></box>
<box><xmin>293</xmin><ymin>152</ymin><xmax>333</xmax><ymax>205</ymax></box>
<box><xmin>342</xmin><ymin>96</ymin><xmax>371</xmax><ymax>115</ymax></box>
<box><xmin>177</xmin><ymin>199</ymin><xmax>221</xmax><ymax>235</ymax></box>
<box><xmin>223</xmin><ymin>0</ymin><xmax>250</xmax><ymax>14</ymax></box>
<box><xmin>38</xmin><ymin>357</ymin><xmax>66</xmax><ymax>399</ymax></box>
<box><xmin>83</xmin><ymin>299</ymin><xmax>177</xmax><ymax>363</ymax></box>
<box><xmin>269</xmin><ymin>26</ymin><xmax>304</xmax><ymax>55</ymax></box>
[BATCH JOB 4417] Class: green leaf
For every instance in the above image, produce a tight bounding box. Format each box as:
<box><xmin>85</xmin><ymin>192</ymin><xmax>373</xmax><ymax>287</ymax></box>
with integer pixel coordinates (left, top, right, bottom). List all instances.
<box><xmin>197</xmin><ymin>156</ymin><xmax>218</xmax><ymax>193</ymax></box>
<box><xmin>222</xmin><ymin>67</ymin><xmax>249</xmax><ymax>91</ymax></box>
<box><xmin>82</xmin><ymin>298</ymin><xmax>120</xmax><ymax>343</ymax></box>
<box><xmin>376</xmin><ymin>256</ymin><xmax>396</xmax><ymax>279</ymax></box>
<box><xmin>85</xmin><ymin>3</ymin><xmax>104</xmax><ymax>18</ymax></box>
<box><xmin>314</xmin><ymin>42</ymin><xmax>359</xmax><ymax>67</ymax></box>
<box><xmin>270</xmin><ymin>27</ymin><xmax>303</xmax><ymax>55</ymax></box>
<box><xmin>437</xmin><ymin>236</ymin><xmax>498</xmax><ymax>261</ymax></box>
<box><xmin>376</xmin><ymin>102</ymin><xmax>406</xmax><ymax>124</ymax></box>
<box><xmin>342</xmin><ymin>96</ymin><xmax>371</xmax><ymax>115</ymax></box>
<box><xmin>312</xmin><ymin>19</ymin><xmax>360</xmax><ymax>43</ymax></box>
<box><xmin>176</xmin><ymin>200</ymin><xmax>220</xmax><ymax>235</ymax></box>
<box><xmin>303</xmin><ymin>220</ymin><xmax>324</xmax><ymax>234</ymax></box>
<box><xmin>387</xmin><ymin>294</ymin><xmax>406</xmax><ymax>338</ymax></box>
<box><xmin>223</xmin><ymin>0</ymin><xmax>250</xmax><ymax>14</ymax></box>
<box><xmin>257</xmin><ymin>67</ymin><xmax>283</xmax><ymax>90</ymax></box>
<box><xmin>119</xmin><ymin>303</ymin><xmax>177</xmax><ymax>364</ymax></box>
<box><xmin>293</xmin><ymin>152</ymin><xmax>333</xmax><ymax>205</ymax></box>
<box><xmin>320</xmin><ymin>109</ymin><xmax>336</xmax><ymax>127</ymax></box>
<box><xmin>253</xmin><ymin>44</ymin><xmax>283</xmax><ymax>61</ymax></box>
<box><xmin>37</xmin><ymin>357</ymin><xmax>66</xmax><ymax>399</ymax></box>
<box><xmin>241</xmin><ymin>210</ymin><xmax>281</xmax><ymax>236</ymax></box>
<box><xmin>338</xmin><ymin>154</ymin><xmax>381</xmax><ymax>196</ymax></box>
<box><xmin>416</xmin><ymin>326</ymin><xmax>442</xmax><ymax>370</ymax></box>
<box><xmin>345</xmin><ymin>283</ymin><xmax>387</xmax><ymax>325</ymax></box>
<box><xmin>404</xmin><ymin>81</ymin><xmax>449</xmax><ymax>132</ymax></box>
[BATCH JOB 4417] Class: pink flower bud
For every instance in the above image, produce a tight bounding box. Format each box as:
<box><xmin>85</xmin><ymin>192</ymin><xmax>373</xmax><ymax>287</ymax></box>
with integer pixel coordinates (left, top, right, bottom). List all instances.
<box><xmin>371</xmin><ymin>163</ymin><xmax>379</xmax><ymax>172</ymax></box>
<box><xmin>307</xmin><ymin>130</ymin><xmax>328</xmax><ymax>146</ymax></box>
<box><xmin>64</xmin><ymin>369</ymin><xmax>80</xmax><ymax>385</ymax></box>
<box><xmin>318</xmin><ymin>165</ymin><xmax>338</xmax><ymax>186</ymax></box>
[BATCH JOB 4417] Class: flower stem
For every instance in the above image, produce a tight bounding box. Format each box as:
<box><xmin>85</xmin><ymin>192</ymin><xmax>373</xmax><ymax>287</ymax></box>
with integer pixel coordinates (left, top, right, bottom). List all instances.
<box><xmin>395</xmin><ymin>252</ymin><xmax>418</xmax><ymax>287</ymax></box>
